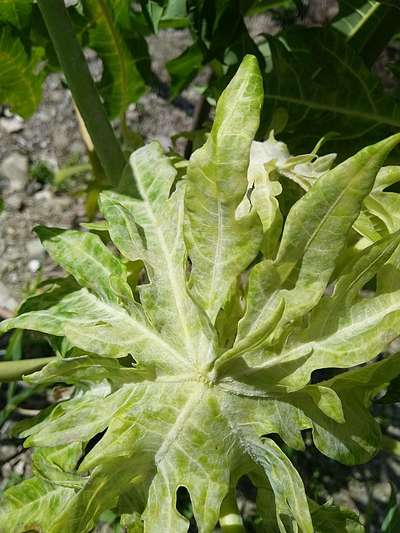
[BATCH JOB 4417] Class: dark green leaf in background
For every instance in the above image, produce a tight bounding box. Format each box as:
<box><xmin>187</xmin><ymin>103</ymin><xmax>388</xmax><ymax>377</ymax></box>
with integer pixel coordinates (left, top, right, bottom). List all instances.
<box><xmin>84</xmin><ymin>0</ymin><xmax>148</xmax><ymax>118</ymax></box>
<box><xmin>0</xmin><ymin>0</ymin><xmax>32</xmax><ymax>30</ymax></box>
<box><xmin>263</xmin><ymin>27</ymin><xmax>400</xmax><ymax>155</ymax></box>
<box><xmin>0</xmin><ymin>27</ymin><xmax>45</xmax><ymax>117</ymax></box>
<box><xmin>333</xmin><ymin>0</ymin><xmax>400</xmax><ymax>66</ymax></box>
<box><xmin>167</xmin><ymin>43</ymin><xmax>204</xmax><ymax>98</ymax></box>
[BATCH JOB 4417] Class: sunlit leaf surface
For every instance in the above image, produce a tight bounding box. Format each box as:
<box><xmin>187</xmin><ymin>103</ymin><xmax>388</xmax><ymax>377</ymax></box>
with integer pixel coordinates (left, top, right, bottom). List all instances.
<box><xmin>1</xmin><ymin>55</ymin><xmax>399</xmax><ymax>533</ymax></box>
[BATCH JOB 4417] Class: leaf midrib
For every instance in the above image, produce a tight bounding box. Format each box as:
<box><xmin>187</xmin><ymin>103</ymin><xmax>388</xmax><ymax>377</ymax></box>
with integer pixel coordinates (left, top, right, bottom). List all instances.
<box><xmin>155</xmin><ymin>387</ymin><xmax>204</xmax><ymax>464</ymax></box>
<box><xmin>92</xmin><ymin>0</ymin><xmax>129</xmax><ymax>109</ymax></box>
<box><xmin>139</xmin><ymin>177</ymin><xmax>199</xmax><ymax>360</ymax></box>
<box><xmin>77</xmin><ymin>289</ymin><xmax>189</xmax><ymax>367</ymax></box>
<box><xmin>265</xmin><ymin>93</ymin><xmax>400</xmax><ymax>128</ymax></box>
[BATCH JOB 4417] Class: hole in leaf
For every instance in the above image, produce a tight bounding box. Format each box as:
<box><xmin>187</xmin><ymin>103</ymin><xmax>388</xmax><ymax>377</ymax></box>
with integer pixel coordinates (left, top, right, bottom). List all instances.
<box><xmin>277</xmin><ymin>175</ymin><xmax>303</xmax><ymax>217</ymax></box>
<box><xmin>237</xmin><ymin>475</ymin><xmax>257</xmax><ymax>503</ymax></box>
<box><xmin>140</xmin><ymin>267</ymin><xmax>150</xmax><ymax>286</ymax></box>
<box><xmin>359</xmin><ymin>275</ymin><xmax>377</xmax><ymax>297</ymax></box>
<box><xmin>310</xmin><ymin>367</ymin><xmax>345</xmax><ymax>384</ymax></box>
<box><xmin>76</xmin><ymin>429</ymin><xmax>107</xmax><ymax>470</ymax></box>
<box><xmin>176</xmin><ymin>486</ymin><xmax>197</xmax><ymax>532</ymax></box>
<box><xmin>187</xmin><ymin>257</ymin><xmax>193</xmax><ymax>276</ymax></box>
<box><xmin>126</xmin><ymin>259</ymin><xmax>145</xmax><ymax>292</ymax></box>
<box><xmin>118</xmin><ymin>354</ymin><xmax>137</xmax><ymax>367</ymax></box>
<box><xmin>169</xmin><ymin>175</ymin><xmax>179</xmax><ymax>196</ymax></box>
<box><xmin>261</xmin><ymin>432</ymin><xmax>286</xmax><ymax>449</ymax></box>
<box><xmin>236</xmin><ymin>475</ymin><xmax>258</xmax><ymax>532</ymax></box>
<box><xmin>384</xmin><ymin>182</ymin><xmax>400</xmax><ymax>193</ymax></box>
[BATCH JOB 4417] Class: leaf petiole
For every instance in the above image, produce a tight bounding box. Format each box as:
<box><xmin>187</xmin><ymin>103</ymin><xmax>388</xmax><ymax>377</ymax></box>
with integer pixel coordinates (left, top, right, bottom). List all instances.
<box><xmin>0</xmin><ymin>357</ymin><xmax>56</xmax><ymax>382</ymax></box>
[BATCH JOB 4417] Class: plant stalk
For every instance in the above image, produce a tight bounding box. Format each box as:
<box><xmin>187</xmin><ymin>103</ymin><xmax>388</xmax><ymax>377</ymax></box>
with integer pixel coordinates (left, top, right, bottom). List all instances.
<box><xmin>37</xmin><ymin>0</ymin><xmax>126</xmax><ymax>186</ymax></box>
<box><xmin>0</xmin><ymin>357</ymin><xmax>56</xmax><ymax>382</ymax></box>
<box><xmin>219</xmin><ymin>492</ymin><xmax>245</xmax><ymax>533</ymax></box>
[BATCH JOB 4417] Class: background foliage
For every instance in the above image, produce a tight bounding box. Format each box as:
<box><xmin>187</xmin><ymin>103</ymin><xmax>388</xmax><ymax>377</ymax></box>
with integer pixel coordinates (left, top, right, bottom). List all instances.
<box><xmin>1</xmin><ymin>0</ymin><xmax>400</xmax><ymax>157</ymax></box>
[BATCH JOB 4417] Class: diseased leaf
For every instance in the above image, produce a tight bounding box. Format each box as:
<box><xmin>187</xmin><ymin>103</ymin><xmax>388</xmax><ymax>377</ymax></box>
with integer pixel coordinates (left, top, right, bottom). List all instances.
<box><xmin>17</xmin><ymin>276</ymin><xmax>80</xmax><ymax>314</ymax></box>
<box><xmin>0</xmin><ymin>478</ymin><xmax>75</xmax><ymax>532</ymax></box>
<box><xmin>275</xmin><ymin>134</ymin><xmax>400</xmax><ymax>288</ymax></box>
<box><xmin>246</xmin><ymin>437</ymin><xmax>313</xmax><ymax>532</ymax></box>
<box><xmin>326</xmin><ymin>231</ymin><xmax>400</xmax><ymax>308</ymax></box>
<box><xmin>300</xmin><ymin>353</ymin><xmax>400</xmax><ymax>464</ymax></box>
<box><xmin>231</xmin><ymin>133</ymin><xmax>400</xmax><ymax>352</ymax></box>
<box><xmin>220</xmin><ymin>288</ymin><xmax>400</xmax><ymax>395</ymax></box>
<box><xmin>236</xmin><ymin>132</ymin><xmax>336</xmax><ymax>258</ymax></box>
<box><xmin>374</xmin><ymin>166</ymin><xmax>400</xmax><ymax>191</ymax></box>
<box><xmin>2</xmin><ymin>55</ymin><xmax>400</xmax><ymax>533</ymax></box>
<box><xmin>26</xmin><ymin>355</ymin><xmax>153</xmax><ymax>387</ymax></box>
<box><xmin>185</xmin><ymin>54</ymin><xmax>263</xmax><ymax>323</ymax></box>
<box><xmin>35</xmin><ymin>227</ymin><xmax>133</xmax><ymax>305</ymax></box>
<box><xmin>32</xmin><ymin>443</ymin><xmax>85</xmax><ymax>490</ymax></box>
<box><xmin>99</xmin><ymin>143</ymin><xmax>214</xmax><ymax>361</ymax></box>
<box><xmin>0</xmin><ymin>289</ymin><xmax>187</xmax><ymax>371</ymax></box>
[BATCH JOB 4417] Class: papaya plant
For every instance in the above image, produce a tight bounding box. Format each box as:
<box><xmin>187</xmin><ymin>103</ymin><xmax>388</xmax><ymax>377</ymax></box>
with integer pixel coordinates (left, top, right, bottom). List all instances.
<box><xmin>1</xmin><ymin>55</ymin><xmax>400</xmax><ymax>532</ymax></box>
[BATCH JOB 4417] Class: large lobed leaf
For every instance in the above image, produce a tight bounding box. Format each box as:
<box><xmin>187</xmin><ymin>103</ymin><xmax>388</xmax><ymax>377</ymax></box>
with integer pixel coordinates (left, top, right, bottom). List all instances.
<box><xmin>1</xmin><ymin>55</ymin><xmax>400</xmax><ymax>532</ymax></box>
<box><xmin>263</xmin><ymin>27</ymin><xmax>400</xmax><ymax>154</ymax></box>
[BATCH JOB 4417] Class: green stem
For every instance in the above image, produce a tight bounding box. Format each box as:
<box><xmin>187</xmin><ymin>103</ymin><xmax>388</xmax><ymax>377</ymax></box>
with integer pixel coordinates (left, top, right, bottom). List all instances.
<box><xmin>0</xmin><ymin>357</ymin><xmax>56</xmax><ymax>382</ymax></box>
<box><xmin>219</xmin><ymin>492</ymin><xmax>245</xmax><ymax>533</ymax></box>
<box><xmin>37</xmin><ymin>0</ymin><xmax>126</xmax><ymax>187</ymax></box>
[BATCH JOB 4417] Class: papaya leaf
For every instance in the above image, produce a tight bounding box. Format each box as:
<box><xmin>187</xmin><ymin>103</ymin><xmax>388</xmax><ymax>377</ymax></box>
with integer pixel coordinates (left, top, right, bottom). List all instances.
<box><xmin>0</xmin><ymin>0</ymin><xmax>32</xmax><ymax>30</ymax></box>
<box><xmin>0</xmin><ymin>27</ymin><xmax>44</xmax><ymax>117</ymax></box>
<box><xmin>185</xmin><ymin>55</ymin><xmax>264</xmax><ymax>324</ymax></box>
<box><xmin>309</xmin><ymin>499</ymin><xmax>363</xmax><ymax>532</ymax></box>
<box><xmin>0</xmin><ymin>478</ymin><xmax>75</xmax><ymax>532</ymax></box>
<box><xmin>166</xmin><ymin>43</ymin><xmax>204</xmax><ymax>98</ymax></box>
<box><xmin>264</xmin><ymin>27</ymin><xmax>400</xmax><ymax>154</ymax></box>
<box><xmin>333</xmin><ymin>0</ymin><xmax>400</xmax><ymax>65</ymax></box>
<box><xmin>84</xmin><ymin>0</ymin><xmax>147</xmax><ymax>118</ymax></box>
<box><xmin>2</xmin><ymin>55</ymin><xmax>400</xmax><ymax>533</ymax></box>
